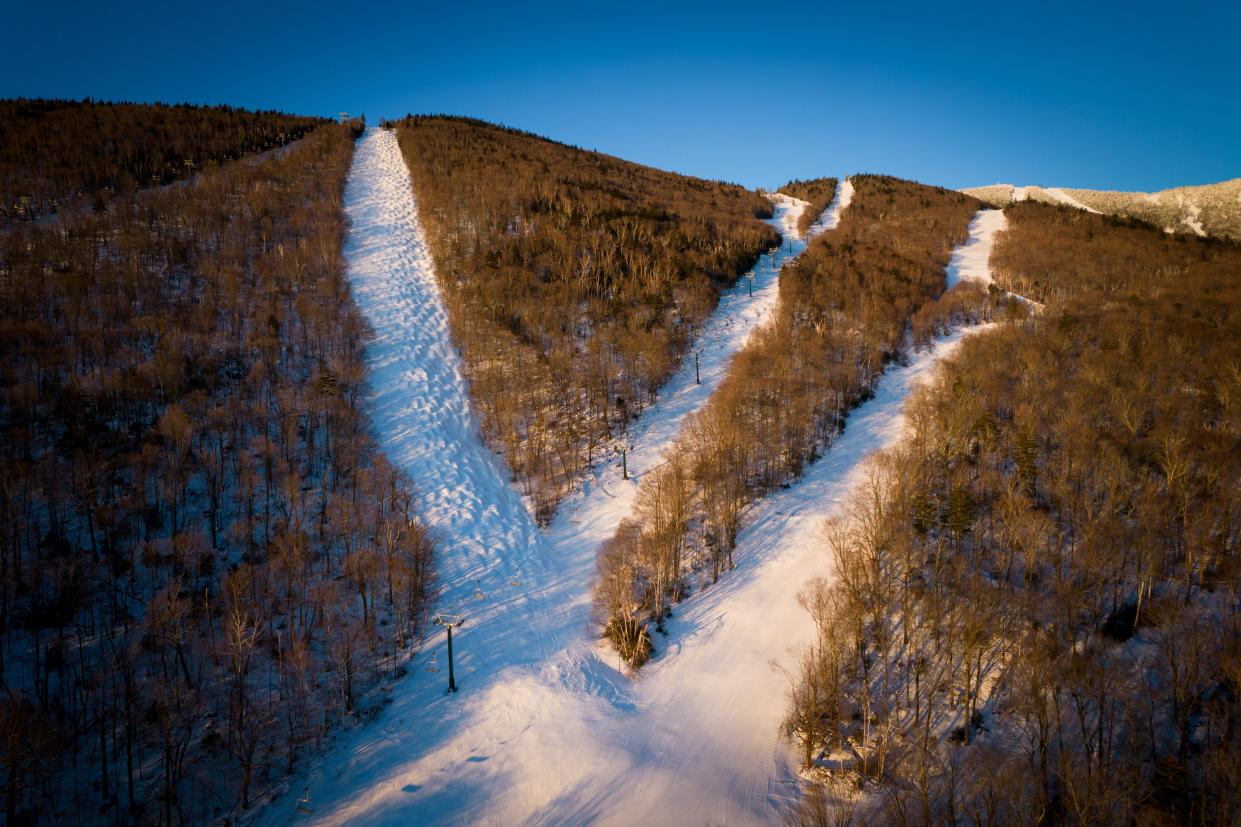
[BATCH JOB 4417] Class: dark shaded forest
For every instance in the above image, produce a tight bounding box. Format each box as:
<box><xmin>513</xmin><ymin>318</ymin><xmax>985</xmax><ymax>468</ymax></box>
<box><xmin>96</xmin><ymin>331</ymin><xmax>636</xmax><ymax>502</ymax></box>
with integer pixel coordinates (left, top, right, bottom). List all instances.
<box><xmin>0</xmin><ymin>98</ymin><xmax>324</xmax><ymax>223</ymax></box>
<box><xmin>0</xmin><ymin>117</ymin><xmax>435</xmax><ymax>825</ymax></box>
<box><xmin>391</xmin><ymin>115</ymin><xmax>780</xmax><ymax>521</ymax></box>
<box><xmin>785</xmin><ymin>202</ymin><xmax>1241</xmax><ymax>825</ymax></box>
<box><xmin>596</xmin><ymin>176</ymin><xmax>991</xmax><ymax>667</ymax></box>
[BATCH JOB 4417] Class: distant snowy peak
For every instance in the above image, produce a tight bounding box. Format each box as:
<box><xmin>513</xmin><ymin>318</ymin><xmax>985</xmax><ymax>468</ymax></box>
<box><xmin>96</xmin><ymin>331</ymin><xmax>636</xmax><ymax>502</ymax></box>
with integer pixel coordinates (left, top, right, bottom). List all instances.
<box><xmin>966</xmin><ymin>183</ymin><xmax>1099</xmax><ymax>213</ymax></box>
<box><xmin>962</xmin><ymin>178</ymin><xmax>1241</xmax><ymax>240</ymax></box>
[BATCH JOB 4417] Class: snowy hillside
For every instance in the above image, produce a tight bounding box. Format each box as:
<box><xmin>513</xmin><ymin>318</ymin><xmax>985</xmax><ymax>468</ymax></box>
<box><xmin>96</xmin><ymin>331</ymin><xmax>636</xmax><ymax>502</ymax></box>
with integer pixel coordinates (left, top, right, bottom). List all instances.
<box><xmin>253</xmin><ymin>154</ymin><xmax>1007</xmax><ymax>826</ymax></box>
<box><xmin>964</xmin><ymin>178</ymin><xmax>1241</xmax><ymax>239</ymax></box>
<box><xmin>255</xmin><ymin>130</ymin><xmax>855</xmax><ymax>825</ymax></box>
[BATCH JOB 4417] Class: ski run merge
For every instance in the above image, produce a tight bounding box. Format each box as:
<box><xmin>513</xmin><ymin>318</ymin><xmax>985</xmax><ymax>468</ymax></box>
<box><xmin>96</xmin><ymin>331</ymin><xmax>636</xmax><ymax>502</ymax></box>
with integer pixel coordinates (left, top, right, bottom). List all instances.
<box><xmin>257</xmin><ymin>128</ymin><xmax>995</xmax><ymax>826</ymax></box>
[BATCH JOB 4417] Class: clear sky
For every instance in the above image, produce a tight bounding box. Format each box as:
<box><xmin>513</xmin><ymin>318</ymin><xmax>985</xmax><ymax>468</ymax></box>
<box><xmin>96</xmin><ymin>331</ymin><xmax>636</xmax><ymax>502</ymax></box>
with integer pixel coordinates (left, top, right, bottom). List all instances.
<box><xmin>4</xmin><ymin>0</ymin><xmax>1238</xmax><ymax>191</ymax></box>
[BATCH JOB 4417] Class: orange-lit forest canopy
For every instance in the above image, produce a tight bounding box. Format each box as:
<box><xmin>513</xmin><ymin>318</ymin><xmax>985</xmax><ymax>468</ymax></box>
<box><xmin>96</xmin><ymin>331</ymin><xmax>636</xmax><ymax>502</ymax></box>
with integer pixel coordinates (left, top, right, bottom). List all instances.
<box><xmin>785</xmin><ymin>202</ymin><xmax>1241</xmax><ymax>825</ymax></box>
<box><xmin>596</xmin><ymin>175</ymin><xmax>985</xmax><ymax>667</ymax></box>
<box><xmin>394</xmin><ymin>115</ymin><xmax>780</xmax><ymax>521</ymax></box>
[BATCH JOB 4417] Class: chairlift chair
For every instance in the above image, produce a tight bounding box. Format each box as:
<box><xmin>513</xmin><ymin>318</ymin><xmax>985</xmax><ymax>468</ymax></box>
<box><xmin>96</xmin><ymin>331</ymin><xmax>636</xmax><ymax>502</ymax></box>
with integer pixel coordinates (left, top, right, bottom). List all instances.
<box><xmin>427</xmin><ymin>650</ymin><xmax>439</xmax><ymax>673</ymax></box>
<box><xmin>296</xmin><ymin>787</ymin><xmax>314</xmax><ymax>815</ymax></box>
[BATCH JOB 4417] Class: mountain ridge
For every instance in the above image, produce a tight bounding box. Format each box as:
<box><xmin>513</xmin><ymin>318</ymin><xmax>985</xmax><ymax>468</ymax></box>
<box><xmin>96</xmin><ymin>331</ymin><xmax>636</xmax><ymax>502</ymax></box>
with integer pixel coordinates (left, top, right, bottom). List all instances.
<box><xmin>962</xmin><ymin>177</ymin><xmax>1241</xmax><ymax>239</ymax></box>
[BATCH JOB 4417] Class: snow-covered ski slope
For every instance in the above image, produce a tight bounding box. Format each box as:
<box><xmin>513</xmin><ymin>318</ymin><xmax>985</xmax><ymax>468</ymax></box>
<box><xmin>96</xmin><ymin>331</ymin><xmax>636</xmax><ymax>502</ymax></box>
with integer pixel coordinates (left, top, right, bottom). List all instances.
<box><xmin>341</xmin><ymin>127</ymin><xmax>543</xmax><ymax>597</ymax></box>
<box><xmin>257</xmin><ymin>129</ymin><xmax>853</xmax><ymax>826</ymax></box>
<box><xmin>260</xmin><ymin>154</ymin><xmax>998</xmax><ymax>824</ymax></box>
<box><xmin>946</xmin><ymin>208</ymin><xmax>1006</xmax><ymax>289</ymax></box>
<box><xmin>946</xmin><ymin>207</ymin><xmax>1045</xmax><ymax>309</ymax></box>
<box><xmin>603</xmin><ymin>327</ymin><xmax>984</xmax><ymax>827</ymax></box>
<box><xmin>807</xmin><ymin>177</ymin><xmax>854</xmax><ymax>235</ymax></box>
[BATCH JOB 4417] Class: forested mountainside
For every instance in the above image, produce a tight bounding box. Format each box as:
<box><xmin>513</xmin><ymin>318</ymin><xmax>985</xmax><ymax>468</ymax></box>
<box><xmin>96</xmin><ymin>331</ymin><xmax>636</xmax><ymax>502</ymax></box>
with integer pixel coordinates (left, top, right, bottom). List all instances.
<box><xmin>781</xmin><ymin>178</ymin><xmax>840</xmax><ymax>236</ymax></box>
<box><xmin>391</xmin><ymin>115</ymin><xmax>779</xmax><ymax>522</ymax></box>
<box><xmin>0</xmin><ymin>120</ymin><xmax>436</xmax><ymax>825</ymax></box>
<box><xmin>786</xmin><ymin>202</ymin><xmax>1241</xmax><ymax>825</ymax></box>
<box><xmin>0</xmin><ymin>98</ymin><xmax>325</xmax><ymax>223</ymax></box>
<box><xmin>595</xmin><ymin>176</ymin><xmax>991</xmax><ymax>667</ymax></box>
<box><xmin>964</xmin><ymin>178</ymin><xmax>1241</xmax><ymax>241</ymax></box>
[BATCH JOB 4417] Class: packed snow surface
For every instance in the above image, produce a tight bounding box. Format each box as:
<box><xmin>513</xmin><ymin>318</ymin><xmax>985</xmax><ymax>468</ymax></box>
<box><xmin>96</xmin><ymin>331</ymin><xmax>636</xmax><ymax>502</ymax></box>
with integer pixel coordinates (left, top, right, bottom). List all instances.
<box><xmin>256</xmin><ymin>129</ymin><xmax>856</xmax><ymax>826</ymax></box>
<box><xmin>1044</xmin><ymin>187</ymin><xmax>1101</xmax><ymax>213</ymax></box>
<box><xmin>282</xmin><ymin>320</ymin><xmax>978</xmax><ymax>825</ymax></box>
<box><xmin>259</xmin><ymin>142</ymin><xmax>980</xmax><ymax>825</ymax></box>
<box><xmin>946</xmin><ymin>208</ymin><xmax>1007</xmax><ymax>289</ymax></box>
<box><xmin>259</xmin><ymin>142</ymin><xmax>991</xmax><ymax>823</ymax></box>
<box><xmin>807</xmin><ymin>177</ymin><xmax>854</xmax><ymax>235</ymax></box>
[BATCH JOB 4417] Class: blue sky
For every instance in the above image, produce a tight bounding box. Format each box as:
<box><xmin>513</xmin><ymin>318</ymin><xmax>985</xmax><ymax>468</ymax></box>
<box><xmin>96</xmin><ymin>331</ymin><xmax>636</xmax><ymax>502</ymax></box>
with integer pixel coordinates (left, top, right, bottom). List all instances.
<box><xmin>5</xmin><ymin>0</ymin><xmax>1238</xmax><ymax>191</ymax></box>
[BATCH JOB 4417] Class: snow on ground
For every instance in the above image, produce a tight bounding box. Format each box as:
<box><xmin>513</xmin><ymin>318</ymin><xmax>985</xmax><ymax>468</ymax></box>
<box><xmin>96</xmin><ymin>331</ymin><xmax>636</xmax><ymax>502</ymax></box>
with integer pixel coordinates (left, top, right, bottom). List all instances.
<box><xmin>772</xmin><ymin>191</ymin><xmax>810</xmax><ymax>238</ymax></box>
<box><xmin>947</xmin><ymin>208</ymin><xmax>1044</xmax><ymax>309</ymax></box>
<box><xmin>338</xmin><ymin>131</ymin><xmax>544</xmax><ymax>601</ymax></box>
<box><xmin>255</xmin><ymin>129</ymin><xmax>854</xmax><ymax>826</ymax></box>
<box><xmin>768</xmin><ymin>177</ymin><xmax>850</xmax><ymax>240</ymax></box>
<box><xmin>1181</xmin><ymin>201</ymin><xmax>1207</xmax><ymax>236</ymax></box>
<box><xmin>1007</xmin><ymin>185</ymin><xmax>1097</xmax><ymax>212</ymax></box>
<box><xmin>807</xmin><ymin>177</ymin><xmax>854</xmax><ymax>235</ymax></box>
<box><xmin>946</xmin><ymin>208</ymin><xmax>1007</xmax><ymax>289</ymax></box>
<box><xmin>607</xmin><ymin>325</ymin><xmax>985</xmax><ymax>827</ymax></box>
<box><xmin>1044</xmin><ymin>187</ymin><xmax>1101</xmax><ymax>213</ymax></box>
<box><xmin>249</xmin><ymin>125</ymin><xmax>556</xmax><ymax>825</ymax></box>
<box><xmin>278</xmin><ymin>310</ymin><xmax>977</xmax><ymax>823</ymax></box>
<box><xmin>257</xmin><ymin>148</ymin><xmax>1006</xmax><ymax>825</ymax></box>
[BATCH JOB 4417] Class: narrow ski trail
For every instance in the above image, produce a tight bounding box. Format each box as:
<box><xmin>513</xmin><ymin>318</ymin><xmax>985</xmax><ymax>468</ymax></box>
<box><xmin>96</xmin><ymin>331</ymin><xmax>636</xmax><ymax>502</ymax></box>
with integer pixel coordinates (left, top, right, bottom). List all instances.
<box><xmin>603</xmin><ymin>326</ymin><xmax>982</xmax><ymax>827</ymax></box>
<box><xmin>257</xmin><ymin>131</ymin><xmax>848</xmax><ymax>826</ymax></box>
<box><xmin>255</xmin><ymin>126</ymin><xmax>554</xmax><ymax>826</ymax></box>
<box><xmin>584</xmin><ymin>208</ymin><xmax>1007</xmax><ymax>826</ymax></box>
<box><xmin>260</xmin><ymin>162</ymin><xmax>999</xmax><ymax>825</ymax></box>
<box><xmin>946</xmin><ymin>208</ymin><xmax>1007</xmax><ymax>289</ymax></box>
<box><xmin>946</xmin><ymin>208</ymin><xmax>1041</xmax><ymax>307</ymax></box>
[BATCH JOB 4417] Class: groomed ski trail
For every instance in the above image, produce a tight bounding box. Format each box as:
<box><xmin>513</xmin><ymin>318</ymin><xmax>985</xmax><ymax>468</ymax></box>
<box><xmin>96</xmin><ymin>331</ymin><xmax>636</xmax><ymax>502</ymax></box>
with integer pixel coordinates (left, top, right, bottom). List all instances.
<box><xmin>946</xmin><ymin>207</ymin><xmax>1043</xmax><ymax>308</ymax></box>
<box><xmin>602</xmin><ymin>326</ymin><xmax>985</xmax><ymax>827</ymax></box>
<box><xmin>257</xmin><ymin>132</ymin><xmax>853</xmax><ymax>826</ymax></box>
<box><xmin>253</xmin><ymin>125</ymin><xmax>553</xmax><ymax>826</ymax></box>
<box><xmin>585</xmin><ymin>208</ymin><xmax>1007</xmax><ymax>826</ymax></box>
<box><xmin>946</xmin><ymin>208</ymin><xmax>1007</xmax><ymax>289</ymax></box>
<box><xmin>807</xmin><ymin>177</ymin><xmax>854</xmax><ymax>235</ymax></box>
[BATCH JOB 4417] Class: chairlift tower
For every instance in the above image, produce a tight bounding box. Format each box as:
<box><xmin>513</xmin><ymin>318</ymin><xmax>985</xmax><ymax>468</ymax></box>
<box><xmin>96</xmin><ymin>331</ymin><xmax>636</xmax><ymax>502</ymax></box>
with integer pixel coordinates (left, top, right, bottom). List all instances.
<box><xmin>434</xmin><ymin>612</ymin><xmax>465</xmax><ymax>693</ymax></box>
<box><xmin>296</xmin><ymin>787</ymin><xmax>314</xmax><ymax>815</ymax></box>
<box><xmin>339</xmin><ymin>112</ymin><xmax>350</xmax><ymax>125</ymax></box>
<box><xmin>615</xmin><ymin>442</ymin><xmax>630</xmax><ymax>480</ymax></box>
